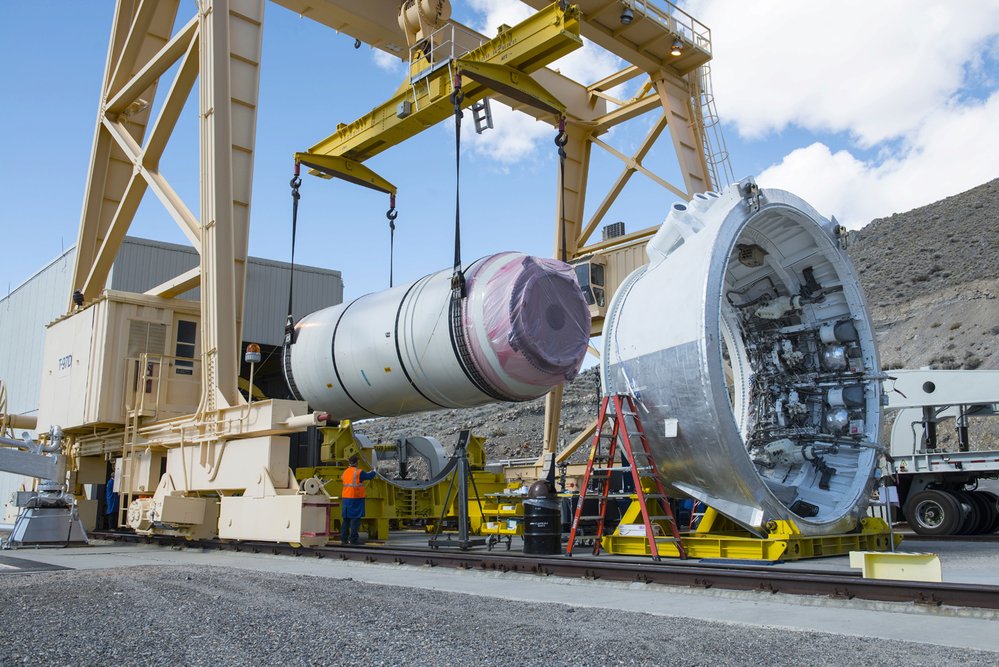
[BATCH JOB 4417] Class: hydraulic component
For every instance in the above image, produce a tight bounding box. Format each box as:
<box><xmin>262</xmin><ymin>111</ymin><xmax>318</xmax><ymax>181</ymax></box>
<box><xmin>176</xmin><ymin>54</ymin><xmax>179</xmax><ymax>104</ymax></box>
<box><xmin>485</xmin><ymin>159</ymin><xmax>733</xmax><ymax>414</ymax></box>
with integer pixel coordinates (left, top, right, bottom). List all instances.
<box><xmin>285</xmin><ymin>252</ymin><xmax>590</xmax><ymax>420</ymax></box>
<box><xmin>602</xmin><ymin>179</ymin><xmax>882</xmax><ymax>536</ymax></box>
<box><xmin>1</xmin><ymin>426</ymin><xmax>87</xmax><ymax>548</ymax></box>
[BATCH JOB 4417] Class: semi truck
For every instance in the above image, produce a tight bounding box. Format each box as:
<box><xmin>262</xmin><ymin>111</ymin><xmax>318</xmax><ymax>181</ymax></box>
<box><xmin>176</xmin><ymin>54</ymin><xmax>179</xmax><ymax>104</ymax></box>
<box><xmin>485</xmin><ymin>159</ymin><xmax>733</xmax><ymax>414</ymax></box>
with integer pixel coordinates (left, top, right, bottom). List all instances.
<box><xmin>885</xmin><ymin>369</ymin><xmax>999</xmax><ymax>535</ymax></box>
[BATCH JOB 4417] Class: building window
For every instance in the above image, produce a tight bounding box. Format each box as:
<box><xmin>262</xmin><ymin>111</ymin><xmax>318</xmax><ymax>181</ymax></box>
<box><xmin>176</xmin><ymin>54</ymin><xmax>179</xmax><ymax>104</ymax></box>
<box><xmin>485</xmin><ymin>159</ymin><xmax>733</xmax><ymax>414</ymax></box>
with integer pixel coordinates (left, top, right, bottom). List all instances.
<box><xmin>175</xmin><ymin>320</ymin><xmax>196</xmax><ymax>376</ymax></box>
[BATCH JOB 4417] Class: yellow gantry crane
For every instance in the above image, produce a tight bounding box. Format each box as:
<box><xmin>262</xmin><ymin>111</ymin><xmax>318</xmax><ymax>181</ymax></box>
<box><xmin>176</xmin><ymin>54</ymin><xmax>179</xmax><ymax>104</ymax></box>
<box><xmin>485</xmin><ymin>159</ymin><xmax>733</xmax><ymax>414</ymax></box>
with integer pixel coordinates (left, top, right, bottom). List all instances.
<box><xmin>45</xmin><ymin>0</ymin><xmax>727</xmax><ymax>544</ymax></box>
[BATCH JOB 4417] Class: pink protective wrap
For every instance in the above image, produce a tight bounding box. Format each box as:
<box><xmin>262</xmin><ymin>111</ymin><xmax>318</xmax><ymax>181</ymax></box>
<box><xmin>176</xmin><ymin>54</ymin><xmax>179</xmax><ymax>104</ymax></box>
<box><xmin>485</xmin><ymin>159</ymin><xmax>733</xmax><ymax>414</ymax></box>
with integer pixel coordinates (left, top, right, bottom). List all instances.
<box><xmin>464</xmin><ymin>253</ymin><xmax>591</xmax><ymax>400</ymax></box>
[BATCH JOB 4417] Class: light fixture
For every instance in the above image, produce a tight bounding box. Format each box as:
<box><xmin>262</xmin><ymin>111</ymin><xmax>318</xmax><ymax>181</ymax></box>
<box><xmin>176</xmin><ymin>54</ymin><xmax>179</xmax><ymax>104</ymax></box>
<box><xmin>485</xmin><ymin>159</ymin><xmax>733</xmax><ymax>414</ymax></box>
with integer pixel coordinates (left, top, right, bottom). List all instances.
<box><xmin>620</xmin><ymin>6</ymin><xmax>634</xmax><ymax>25</ymax></box>
<box><xmin>670</xmin><ymin>38</ymin><xmax>683</xmax><ymax>56</ymax></box>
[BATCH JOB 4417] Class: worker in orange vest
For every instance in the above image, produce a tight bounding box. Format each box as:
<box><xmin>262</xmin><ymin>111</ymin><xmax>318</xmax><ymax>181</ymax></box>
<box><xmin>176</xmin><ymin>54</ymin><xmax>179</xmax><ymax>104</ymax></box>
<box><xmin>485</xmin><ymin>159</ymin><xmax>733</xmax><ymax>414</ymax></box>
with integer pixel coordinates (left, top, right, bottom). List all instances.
<box><xmin>341</xmin><ymin>453</ymin><xmax>376</xmax><ymax>545</ymax></box>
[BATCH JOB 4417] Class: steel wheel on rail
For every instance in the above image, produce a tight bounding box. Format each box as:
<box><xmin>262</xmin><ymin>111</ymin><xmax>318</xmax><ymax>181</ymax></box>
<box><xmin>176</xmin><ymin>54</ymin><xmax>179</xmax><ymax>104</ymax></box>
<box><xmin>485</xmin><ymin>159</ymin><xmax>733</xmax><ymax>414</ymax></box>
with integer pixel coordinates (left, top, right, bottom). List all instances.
<box><xmin>904</xmin><ymin>490</ymin><xmax>962</xmax><ymax>536</ymax></box>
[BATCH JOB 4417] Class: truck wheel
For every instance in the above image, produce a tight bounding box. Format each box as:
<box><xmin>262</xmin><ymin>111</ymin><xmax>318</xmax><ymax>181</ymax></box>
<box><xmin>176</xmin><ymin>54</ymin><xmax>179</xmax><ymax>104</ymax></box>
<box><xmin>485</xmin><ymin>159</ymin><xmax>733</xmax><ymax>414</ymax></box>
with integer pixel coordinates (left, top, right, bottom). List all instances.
<box><xmin>904</xmin><ymin>490</ymin><xmax>962</xmax><ymax>536</ymax></box>
<box><xmin>963</xmin><ymin>491</ymin><xmax>994</xmax><ymax>534</ymax></box>
<box><xmin>974</xmin><ymin>491</ymin><xmax>999</xmax><ymax>533</ymax></box>
<box><xmin>951</xmin><ymin>491</ymin><xmax>979</xmax><ymax>535</ymax></box>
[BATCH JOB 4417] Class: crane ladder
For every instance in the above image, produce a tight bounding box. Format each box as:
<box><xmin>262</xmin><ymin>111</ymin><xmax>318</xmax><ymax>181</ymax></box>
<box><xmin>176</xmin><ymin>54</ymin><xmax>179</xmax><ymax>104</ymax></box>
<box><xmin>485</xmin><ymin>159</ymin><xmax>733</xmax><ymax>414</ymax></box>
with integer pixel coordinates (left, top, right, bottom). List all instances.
<box><xmin>566</xmin><ymin>393</ymin><xmax>686</xmax><ymax>560</ymax></box>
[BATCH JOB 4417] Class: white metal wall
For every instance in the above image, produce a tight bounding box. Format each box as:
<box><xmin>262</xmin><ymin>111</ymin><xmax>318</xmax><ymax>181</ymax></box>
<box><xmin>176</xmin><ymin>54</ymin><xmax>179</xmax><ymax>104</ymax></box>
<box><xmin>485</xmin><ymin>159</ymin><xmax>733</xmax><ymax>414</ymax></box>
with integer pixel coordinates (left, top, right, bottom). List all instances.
<box><xmin>0</xmin><ymin>248</ymin><xmax>75</xmax><ymax>417</ymax></box>
<box><xmin>109</xmin><ymin>237</ymin><xmax>343</xmax><ymax>345</ymax></box>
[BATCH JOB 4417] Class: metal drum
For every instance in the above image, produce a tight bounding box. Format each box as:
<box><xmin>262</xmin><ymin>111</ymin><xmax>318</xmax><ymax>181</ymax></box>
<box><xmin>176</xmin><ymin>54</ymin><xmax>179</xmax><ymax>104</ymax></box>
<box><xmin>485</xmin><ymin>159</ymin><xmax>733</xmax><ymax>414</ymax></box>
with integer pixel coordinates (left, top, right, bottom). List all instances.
<box><xmin>523</xmin><ymin>497</ymin><xmax>562</xmax><ymax>555</ymax></box>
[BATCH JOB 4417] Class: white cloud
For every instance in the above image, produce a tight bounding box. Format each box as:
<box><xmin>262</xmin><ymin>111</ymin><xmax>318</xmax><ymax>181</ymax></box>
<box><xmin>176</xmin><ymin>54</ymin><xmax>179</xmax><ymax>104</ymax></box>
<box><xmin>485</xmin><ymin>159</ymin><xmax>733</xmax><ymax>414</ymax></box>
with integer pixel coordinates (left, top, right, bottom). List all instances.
<box><xmin>463</xmin><ymin>0</ymin><xmax>626</xmax><ymax>163</ymax></box>
<box><xmin>682</xmin><ymin>0</ymin><xmax>999</xmax><ymax>225</ymax></box>
<box><xmin>687</xmin><ymin>0</ymin><xmax>999</xmax><ymax>146</ymax></box>
<box><xmin>757</xmin><ymin>90</ymin><xmax>999</xmax><ymax>228</ymax></box>
<box><xmin>371</xmin><ymin>48</ymin><xmax>404</xmax><ymax>73</ymax></box>
<box><xmin>465</xmin><ymin>101</ymin><xmax>552</xmax><ymax>164</ymax></box>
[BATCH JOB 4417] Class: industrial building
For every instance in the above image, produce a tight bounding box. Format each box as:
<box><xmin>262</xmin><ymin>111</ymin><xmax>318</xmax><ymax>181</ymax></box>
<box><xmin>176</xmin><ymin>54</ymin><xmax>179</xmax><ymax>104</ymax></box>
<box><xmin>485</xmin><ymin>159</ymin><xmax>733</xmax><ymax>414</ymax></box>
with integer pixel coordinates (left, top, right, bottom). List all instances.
<box><xmin>0</xmin><ymin>236</ymin><xmax>342</xmax><ymax>516</ymax></box>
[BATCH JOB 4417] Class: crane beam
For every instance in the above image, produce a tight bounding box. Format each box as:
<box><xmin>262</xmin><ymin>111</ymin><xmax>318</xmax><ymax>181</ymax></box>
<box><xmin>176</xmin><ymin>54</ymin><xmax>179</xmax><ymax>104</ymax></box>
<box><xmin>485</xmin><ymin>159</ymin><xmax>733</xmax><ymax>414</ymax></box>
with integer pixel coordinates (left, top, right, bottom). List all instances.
<box><xmin>300</xmin><ymin>2</ymin><xmax>581</xmax><ymax>168</ymax></box>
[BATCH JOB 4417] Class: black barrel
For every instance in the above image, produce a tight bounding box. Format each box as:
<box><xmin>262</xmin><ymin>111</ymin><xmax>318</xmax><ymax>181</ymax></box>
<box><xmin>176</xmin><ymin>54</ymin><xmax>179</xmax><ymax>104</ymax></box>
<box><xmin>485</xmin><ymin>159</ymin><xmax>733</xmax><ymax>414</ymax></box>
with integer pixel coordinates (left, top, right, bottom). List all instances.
<box><xmin>523</xmin><ymin>498</ymin><xmax>561</xmax><ymax>555</ymax></box>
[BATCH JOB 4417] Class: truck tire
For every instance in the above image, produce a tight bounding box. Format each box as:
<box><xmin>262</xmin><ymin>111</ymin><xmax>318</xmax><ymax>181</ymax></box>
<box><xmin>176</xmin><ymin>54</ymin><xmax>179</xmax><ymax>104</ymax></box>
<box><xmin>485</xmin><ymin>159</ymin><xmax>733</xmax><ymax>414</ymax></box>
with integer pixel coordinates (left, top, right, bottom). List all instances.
<box><xmin>905</xmin><ymin>490</ymin><xmax>962</xmax><ymax>536</ymax></box>
<box><xmin>974</xmin><ymin>491</ymin><xmax>999</xmax><ymax>533</ymax></box>
<box><xmin>951</xmin><ymin>491</ymin><xmax>980</xmax><ymax>535</ymax></box>
<box><xmin>964</xmin><ymin>491</ymin><xmax>994</xmax><ymax>534</ymax></box>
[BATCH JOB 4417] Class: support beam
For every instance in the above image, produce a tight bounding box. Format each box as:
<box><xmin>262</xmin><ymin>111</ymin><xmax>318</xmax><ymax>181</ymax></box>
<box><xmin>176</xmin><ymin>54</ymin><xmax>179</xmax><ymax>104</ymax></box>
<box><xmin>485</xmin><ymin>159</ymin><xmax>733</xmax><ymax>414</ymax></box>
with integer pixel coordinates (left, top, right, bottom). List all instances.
<box><xmin>81</xmin><ymin>171</ymin><xmax>146</xmax><ymax>298</ymax></box>
<box><xmin>653</xmin><ymin>70</ymin><xmax>713</xmax><ymax>195</ymax></box>
<box><xmin>143</xmin><ymin>27</ymin><xmax>200</xmax><ymax>165</ymax></box>
<box><xmin>555</xmin><ymin>122</ymin><xmax>592</xmax><ymax>261</ymax></box>
<box><xmin>592</xmin><ymin>92</ymin><xmax>661</xmax><ymax>131</ymax></box>
<box><xmin>295</xmin><ymin>153</ymin><xmax>397</xmax><ymax>194</ymax></box>
<box><xmin>106</xmin><ymin>15</ymin><xmax>200</xmax><ymax>115</ymax></box>
<box><xmin>146</xmin><ymin>267</ymin><xmax>201</xmax><ymax>299</ymax></box>
<box><xmin>197</xmin><ymin>0</ymin><xmax>265</xmax><ymax>410</ymax></box>
<box><xmin>101</xmin><ymin>118</ymin><xmax>202</xmax><ymax>249</ymax></box>
<box><xmin>106</xmin><ymin>0</ymin><xmax>159</xmax><ymax>100</ymax></box>
<box><xmin>71</xmin><ymin>0</ymin><xmax>182</xmax><ymax>309</ymax></box>
<box><xmin>199</xmin><ymin>0</ymin><xmax>239</xmax><ymax>411</ymax></box>
<box><xmin>577</xmin><ymin>113</ymin><xmax>682</xmax><ymax>247</ymax></box>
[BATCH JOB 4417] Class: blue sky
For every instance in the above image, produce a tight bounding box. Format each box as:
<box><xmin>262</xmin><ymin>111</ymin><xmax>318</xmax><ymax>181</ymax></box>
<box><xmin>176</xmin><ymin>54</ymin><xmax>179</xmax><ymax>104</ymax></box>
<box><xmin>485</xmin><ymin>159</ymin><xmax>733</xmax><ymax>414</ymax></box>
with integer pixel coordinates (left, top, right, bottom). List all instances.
<box><xmin>2</xmin><ymin>1</ymin><xmax>997</xmax><ymax>304</ymax></box>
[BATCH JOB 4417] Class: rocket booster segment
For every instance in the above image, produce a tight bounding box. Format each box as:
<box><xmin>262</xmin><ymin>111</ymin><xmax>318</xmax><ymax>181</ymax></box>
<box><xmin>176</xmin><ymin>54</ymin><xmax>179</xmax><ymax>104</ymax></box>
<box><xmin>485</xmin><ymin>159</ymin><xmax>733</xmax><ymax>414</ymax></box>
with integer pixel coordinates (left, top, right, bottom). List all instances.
<box><xmin>285</xmin><ymin>252</ymin><xmax>591</xmax><ymax>420</ymax></box>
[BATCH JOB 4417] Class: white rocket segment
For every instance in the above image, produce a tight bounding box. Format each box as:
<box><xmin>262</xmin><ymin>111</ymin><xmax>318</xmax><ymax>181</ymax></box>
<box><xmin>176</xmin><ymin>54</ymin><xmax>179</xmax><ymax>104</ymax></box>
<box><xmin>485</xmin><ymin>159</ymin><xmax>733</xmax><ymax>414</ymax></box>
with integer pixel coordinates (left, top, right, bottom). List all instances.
<box><xmin>603</xmin><ymin>180</ymin><xmax>882</xmax><ymax>537</ymax></box>
<box><xmin>286</xmin><ymin>251</ymin><xmax>590</xmax><ymax>420</ymax></box>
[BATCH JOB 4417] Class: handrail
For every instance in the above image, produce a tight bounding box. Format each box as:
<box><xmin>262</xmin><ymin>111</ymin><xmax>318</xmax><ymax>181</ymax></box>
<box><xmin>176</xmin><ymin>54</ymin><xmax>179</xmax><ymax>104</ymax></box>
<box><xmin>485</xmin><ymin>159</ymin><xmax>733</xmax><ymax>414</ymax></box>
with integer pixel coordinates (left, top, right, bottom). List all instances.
<box><xmin>408</xmin><ymin>22</ymin><xmax>486</xmax><ymax>85</ymax></box>
<box><xmin>632</xmin><ymin>0</ymin><xmax>712</xmax><ymax>54</ymax></box>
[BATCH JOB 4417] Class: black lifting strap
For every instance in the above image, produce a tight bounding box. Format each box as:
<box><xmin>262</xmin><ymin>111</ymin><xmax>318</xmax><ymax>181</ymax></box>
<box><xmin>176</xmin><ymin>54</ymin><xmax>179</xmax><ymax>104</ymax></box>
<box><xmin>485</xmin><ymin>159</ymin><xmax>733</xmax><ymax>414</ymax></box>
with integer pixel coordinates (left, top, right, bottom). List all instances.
<box><xmin>387</xmin><ymin>194</ymin><xmax>398</xmax><ymax>288</ymax></box>
<box><xmin>285</xmin><ymin>161</ymin><xmax>302</xmax><ymax>345</ymax></box>
<box><xmin>555</xmin><ymin>116</ymin><xmax>569</xmax><ymax>263</ymax></box>
<box><xmin>450</xmin><ymin>71</ymin><xmax>466</xmax><ymax>299</ymax></box>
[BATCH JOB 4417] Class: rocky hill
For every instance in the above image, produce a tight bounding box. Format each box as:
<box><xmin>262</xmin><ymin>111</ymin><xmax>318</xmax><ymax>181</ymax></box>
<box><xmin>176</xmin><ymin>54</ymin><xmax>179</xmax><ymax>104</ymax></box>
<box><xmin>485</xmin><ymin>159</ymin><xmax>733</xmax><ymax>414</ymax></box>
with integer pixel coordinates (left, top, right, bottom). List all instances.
<box><xmin>357</xmin><ymin>179</ymin><xmax>999</xmax><ymax>457</ymax></box>
<box><xmin>849</xmin><ymin>178</ymin><xmax>999</xmax><ymax>372</ymax></box>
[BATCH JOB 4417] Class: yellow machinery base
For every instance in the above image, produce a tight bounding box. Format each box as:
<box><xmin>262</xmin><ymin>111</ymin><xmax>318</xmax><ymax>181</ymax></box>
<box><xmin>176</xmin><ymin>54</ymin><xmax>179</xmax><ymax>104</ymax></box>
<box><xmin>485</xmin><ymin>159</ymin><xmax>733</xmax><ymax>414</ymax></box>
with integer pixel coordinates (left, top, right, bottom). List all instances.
<box><xmin>601</xmin><ymin>507</ymin><xmax>902</xmax><ymax>562</ymax></box>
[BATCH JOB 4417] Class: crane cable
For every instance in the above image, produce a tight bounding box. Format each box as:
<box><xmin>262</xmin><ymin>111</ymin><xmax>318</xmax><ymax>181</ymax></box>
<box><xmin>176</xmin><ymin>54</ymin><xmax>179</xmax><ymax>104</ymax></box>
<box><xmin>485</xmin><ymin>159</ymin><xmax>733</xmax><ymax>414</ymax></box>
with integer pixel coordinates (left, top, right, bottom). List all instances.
<box><xmin>285</xmin><ymin>161</ymin><xmax>302</xmax><ymax>345</ymax></box>
<box><xmin>387</xmin><ymin>194</ymin><xmax>398</xmax><ymax>288</ymax></box>
<box><xmin>450</xmin><ymin>70</ymin><xmax>466</xmax><ymax>299</ymax></box>
<box><xmin>555</xmin><ymin>116</ymin><xmax>568</xmax><ymax>263</ymax></box>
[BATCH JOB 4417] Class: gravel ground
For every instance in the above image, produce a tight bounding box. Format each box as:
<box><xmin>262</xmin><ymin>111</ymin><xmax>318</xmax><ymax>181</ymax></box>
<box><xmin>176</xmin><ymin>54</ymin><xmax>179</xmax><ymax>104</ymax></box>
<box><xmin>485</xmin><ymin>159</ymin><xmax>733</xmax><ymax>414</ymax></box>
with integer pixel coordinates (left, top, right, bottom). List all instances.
<box><xmin>1</xmin><ymin>565</ymin><xmax>997</xmax><ymax>666</ymax></box>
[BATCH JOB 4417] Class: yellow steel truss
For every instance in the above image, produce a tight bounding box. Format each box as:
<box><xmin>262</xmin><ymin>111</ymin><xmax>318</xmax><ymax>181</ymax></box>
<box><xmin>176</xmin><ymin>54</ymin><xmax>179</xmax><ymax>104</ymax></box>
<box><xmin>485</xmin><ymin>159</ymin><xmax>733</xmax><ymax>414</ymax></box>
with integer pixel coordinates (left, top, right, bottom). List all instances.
<box><xmin>297</xmin><ymin>1</ymin><xmax>581</xmax><ymax>187</ymax></box>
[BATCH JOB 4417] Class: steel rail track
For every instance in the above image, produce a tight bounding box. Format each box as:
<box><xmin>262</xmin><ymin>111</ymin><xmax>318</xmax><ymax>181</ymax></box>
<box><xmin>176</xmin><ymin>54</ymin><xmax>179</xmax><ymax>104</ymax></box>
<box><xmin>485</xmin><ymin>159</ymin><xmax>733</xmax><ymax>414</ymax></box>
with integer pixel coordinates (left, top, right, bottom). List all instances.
<box><xmin>91</xmin><ymin>531</ymin><xmax>999</xmax><ymax>610</ymax></box>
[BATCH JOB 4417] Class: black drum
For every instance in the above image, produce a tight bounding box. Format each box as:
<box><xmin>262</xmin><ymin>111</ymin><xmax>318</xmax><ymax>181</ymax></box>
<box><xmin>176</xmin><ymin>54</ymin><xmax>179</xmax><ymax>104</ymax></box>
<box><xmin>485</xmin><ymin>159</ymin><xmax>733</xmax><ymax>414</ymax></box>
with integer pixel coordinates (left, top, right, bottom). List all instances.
<box><xmin>523</xmin><ymin>498</ymin><xmax>561</xmax><ymax>555</ymax></box>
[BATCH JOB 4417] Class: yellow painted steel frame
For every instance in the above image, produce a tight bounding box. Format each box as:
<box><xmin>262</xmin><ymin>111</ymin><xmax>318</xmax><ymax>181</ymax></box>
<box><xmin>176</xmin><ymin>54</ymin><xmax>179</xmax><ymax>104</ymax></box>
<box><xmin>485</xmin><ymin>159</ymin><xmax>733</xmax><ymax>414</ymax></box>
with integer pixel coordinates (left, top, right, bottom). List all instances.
<box><xmin>297</xmin><ymin>424</ymin><xmax>515</xmax><ymax>540</ymax></box>
<box><xmin>299</xmin><ymin>1</ymin><xmax>579</xmax><ymax>173</ymax></box>
<box><xmin>602</xmin><ymin>505</ymin><xmax>902</xmax><ymax>561</ymax></box>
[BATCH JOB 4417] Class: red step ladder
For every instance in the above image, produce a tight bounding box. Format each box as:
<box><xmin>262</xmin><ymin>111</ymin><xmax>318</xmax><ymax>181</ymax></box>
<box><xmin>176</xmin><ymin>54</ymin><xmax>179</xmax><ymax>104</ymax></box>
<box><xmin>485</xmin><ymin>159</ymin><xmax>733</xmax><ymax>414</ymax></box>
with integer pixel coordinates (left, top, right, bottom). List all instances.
<box><xmin>566</xmin><ymin>393</ymin><xmax>687</xmax><ymax>560</ymax></box>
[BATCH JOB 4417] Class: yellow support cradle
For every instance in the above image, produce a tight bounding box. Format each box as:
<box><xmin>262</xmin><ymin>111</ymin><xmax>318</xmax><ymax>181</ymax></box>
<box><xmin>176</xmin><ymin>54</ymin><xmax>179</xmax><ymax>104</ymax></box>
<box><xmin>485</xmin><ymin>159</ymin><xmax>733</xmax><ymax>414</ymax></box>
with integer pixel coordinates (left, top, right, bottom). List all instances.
<box><xmin>602</xmin><ymin>505</ymin><xmax>902</xmax><ymax>562</ymax></box>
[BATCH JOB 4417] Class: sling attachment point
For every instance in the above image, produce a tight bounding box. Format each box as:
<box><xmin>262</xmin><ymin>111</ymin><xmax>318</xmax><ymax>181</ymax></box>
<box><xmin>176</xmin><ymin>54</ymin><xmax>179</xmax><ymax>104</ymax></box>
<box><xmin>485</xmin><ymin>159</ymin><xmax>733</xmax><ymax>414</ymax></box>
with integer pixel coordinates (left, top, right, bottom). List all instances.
<box><xmin>555</xmin><ymin>116</ymin><xmax>569</xmax><ymax>264</ymax></box>
<box><xmin>387</xmin><ymin>193</ymin><xmax>398</xmax><ymax>288</ymax></box>
<box><xmin>450</xmin><ymin>71</ymin><xmax>467</xmax><ymax>300</ymax></box>
<box><xmin>285</xmin><ymin>161</ymin><xmax>303</xmax><ymax>346</ymax></box>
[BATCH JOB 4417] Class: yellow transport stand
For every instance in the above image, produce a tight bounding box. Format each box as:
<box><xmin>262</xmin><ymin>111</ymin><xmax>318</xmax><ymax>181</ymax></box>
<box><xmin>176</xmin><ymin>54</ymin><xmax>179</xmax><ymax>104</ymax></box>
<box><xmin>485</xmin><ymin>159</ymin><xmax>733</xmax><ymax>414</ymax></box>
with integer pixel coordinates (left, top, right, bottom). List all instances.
<box><xmin>848</xmin><ymin>551</ymin><xmax>942</xmax><ymax>581</ymax></box>
<box><xmin>602</xmin><ymin>504</ymin><xmax>903</xmax><ymax>562</ymax></box>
